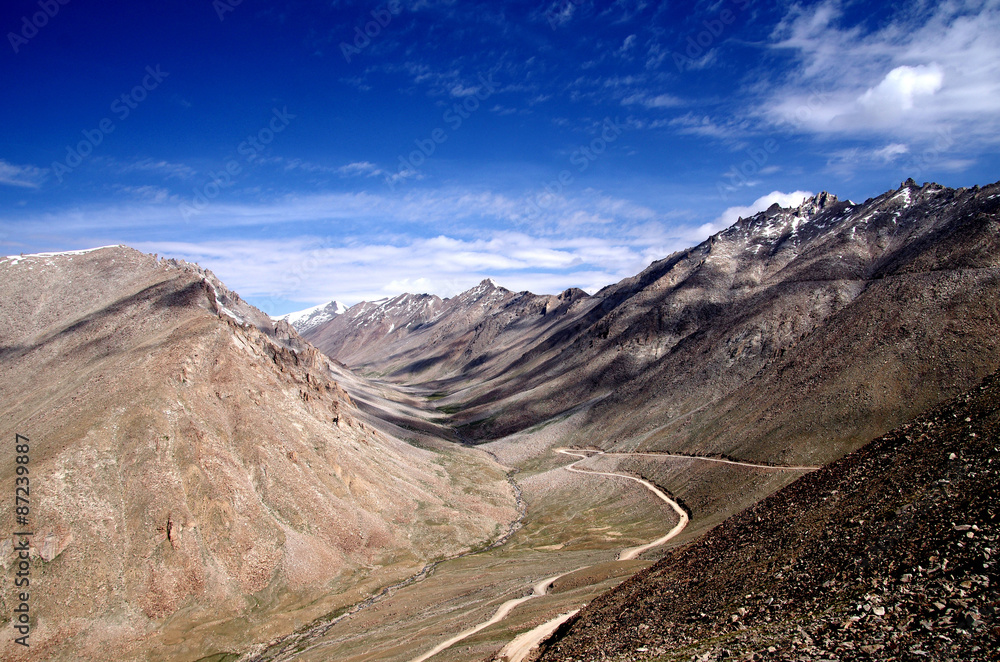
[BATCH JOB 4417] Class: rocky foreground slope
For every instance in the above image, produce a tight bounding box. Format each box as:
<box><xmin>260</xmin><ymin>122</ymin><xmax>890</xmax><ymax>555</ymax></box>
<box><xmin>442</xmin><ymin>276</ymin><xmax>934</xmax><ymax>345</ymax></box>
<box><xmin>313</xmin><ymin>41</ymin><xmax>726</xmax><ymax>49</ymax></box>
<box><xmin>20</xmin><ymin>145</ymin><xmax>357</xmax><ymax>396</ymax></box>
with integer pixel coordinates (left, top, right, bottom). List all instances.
<box><xmin>307</xmin><ymin>179</ymin><xmax>1000</xmax><ymax>466</ymax></box>
<box><xmin>0</xmin><ymin>247</ymin><xmax>516</xmax><ymax>661</ymax></box>
<box><xmin>534</xmin><ymin>369</ymin><xmax>1000</xmax><ymax>661</ymax></box>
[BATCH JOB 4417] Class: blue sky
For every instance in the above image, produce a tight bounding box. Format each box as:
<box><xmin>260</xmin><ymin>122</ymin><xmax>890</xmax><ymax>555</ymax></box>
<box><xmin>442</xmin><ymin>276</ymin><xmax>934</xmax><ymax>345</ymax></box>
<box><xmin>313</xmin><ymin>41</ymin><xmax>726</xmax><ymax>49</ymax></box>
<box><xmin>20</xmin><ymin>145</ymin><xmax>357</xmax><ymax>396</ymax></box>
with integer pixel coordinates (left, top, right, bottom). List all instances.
<box><xmin>2</xmin><ymin>0</ymin><xmax>998</xmax><ymax>313</ymax></box>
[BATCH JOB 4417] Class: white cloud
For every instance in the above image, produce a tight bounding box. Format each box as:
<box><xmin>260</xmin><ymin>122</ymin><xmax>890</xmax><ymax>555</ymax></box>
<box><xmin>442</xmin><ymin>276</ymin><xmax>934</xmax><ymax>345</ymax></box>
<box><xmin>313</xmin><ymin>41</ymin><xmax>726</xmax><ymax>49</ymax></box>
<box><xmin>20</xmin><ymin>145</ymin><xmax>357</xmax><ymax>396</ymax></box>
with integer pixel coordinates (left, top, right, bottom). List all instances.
<box><xmin>1</xmin><ymin>184</ymin><xmax>755</xmax><ymax>310</ymax></box>
<box><xmin>823</xmin><ymin>135</ymin><xmax>976</xmax><ymax>179</ymax></box>
<box><xmin>872</xmin><ymin>143</ymin><xmax>910</xmax><ymax>161</ymax></box>
<box><xmin>619</xmin><ymin>34</ymin><xmax>637</xmax><ymax>55</ymax></box>
<box><xmin>449</xmin><ymin>83</ymin><xmax>482</xmax><ymax>97</ymax></box>
<box><xmin>130</xmin><ymin>231</ymin><xmax>687</xmax><ymax>308</ymax></box>
<box><xmin>115</xmin><ymin>158</ymin><xmax>196</xmax><ymax>179</ymax></box>
<box><xmin>766</xmin><ymin>0</ymin><xmax>1000</xmax><ymax>145</ymax></box>
<box><xmin>668</xmin><ymin>113</ymin><xmax>742</xmax><ymax>139</ymax></box>
<box><xmin>0</xmin><ymin>160</ymin><xmax>46</xmax><ymax>188</ymax></box>
<box><xmin>542</xmin><ymin>0</ymin><xmax>576</xmax><ymax>28</ymax></box>
<box><xmin>112</xmin><ymin>185</ymin><xmax>172</xmax><ymax>203</ymax></box>
<box><xmin>857</xmin><ymin>65</ymin><xmax>944</xmax><ymax>113</ymax></box>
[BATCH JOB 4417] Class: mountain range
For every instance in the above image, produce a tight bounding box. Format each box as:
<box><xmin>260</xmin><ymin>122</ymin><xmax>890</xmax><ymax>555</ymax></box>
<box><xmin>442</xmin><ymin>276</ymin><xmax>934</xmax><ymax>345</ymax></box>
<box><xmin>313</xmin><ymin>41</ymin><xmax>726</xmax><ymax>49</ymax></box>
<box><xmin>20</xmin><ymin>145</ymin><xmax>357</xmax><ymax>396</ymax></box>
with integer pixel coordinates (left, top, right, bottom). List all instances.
<box><xmin>299</xmin><ymin>178</ymin><xmax>1000</xmax><ymax>467</ymax></box>
<box><xmin>1</xmin><ymin>177</ymin><xmax>997</xmax><ymax>661</ymax></box>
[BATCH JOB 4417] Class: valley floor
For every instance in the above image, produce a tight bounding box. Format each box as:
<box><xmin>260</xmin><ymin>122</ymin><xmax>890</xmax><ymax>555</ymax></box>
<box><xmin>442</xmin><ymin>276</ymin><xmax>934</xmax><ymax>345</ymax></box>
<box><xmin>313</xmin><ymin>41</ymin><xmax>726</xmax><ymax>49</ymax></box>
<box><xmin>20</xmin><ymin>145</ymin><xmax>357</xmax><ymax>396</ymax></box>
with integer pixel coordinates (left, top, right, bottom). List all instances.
<box><xmin>234</xmin><ymin>391</ymin><xmax>815</xmax><ymax>662</ymax></box>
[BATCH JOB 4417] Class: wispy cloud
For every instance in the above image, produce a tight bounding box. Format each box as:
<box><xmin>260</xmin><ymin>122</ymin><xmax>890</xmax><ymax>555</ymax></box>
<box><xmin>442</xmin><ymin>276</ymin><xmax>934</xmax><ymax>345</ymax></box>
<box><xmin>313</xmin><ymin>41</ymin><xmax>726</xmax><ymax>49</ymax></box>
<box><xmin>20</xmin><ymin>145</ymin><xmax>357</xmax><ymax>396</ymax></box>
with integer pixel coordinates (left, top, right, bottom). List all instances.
<box><xmin>2</xmin><ymin>185</ymin><xmax>732</xmax><ymax>308</ymax></box>
<box><xmin>112</xmin><ymin>185</ymin><xmax>173</xmax><ymax>203</ymax></box>
<box><xmin>131</xmin><ymin>229</ymin><xmax>697</xmax><ymax>309</ymax></box>
<box><xmin>619</xmin><ymin>34</ymin><xmax>638</xmax><ymax>55</ymax></box>
<box><xmin>0</xmin><ymin>160</ymin><xmax>46</xmax><ymax>188</ymax></box>
<box><xmin>669</xmin><ymin>113</ymin><xmax>744</xmax><ymax>139</ymax></box>
<box><xmin>336</xmin><ymin>161</ymin><xmax>385</xmax><ymax>177</ymax></box>
<box><xmin>540</xmin><ymin>0</ymin><xmax>577</xmax><ymax>28</ymax></box>
<box><xmin>114</xmin><ymin>158</ymin><xmax>196</xmax><ymax>179</ymax></box>
<box><xmin>825</xmin><ymin>141</ymin><xmax>974</xmax><ymax>179</ymax></box>
<box><xmin>872</xmin><ymin>143</ymin><xmax>910</xmax><ymax>161</ymax></box>
<box><xmin>0</xmin><ymin>187</ymin><xmax>670</xmax><ymax>239</ymax></box>
<box><xmin>622</xmin><ymin>92</ymin><xmax>683</xmax><ymax>109</ymax></box>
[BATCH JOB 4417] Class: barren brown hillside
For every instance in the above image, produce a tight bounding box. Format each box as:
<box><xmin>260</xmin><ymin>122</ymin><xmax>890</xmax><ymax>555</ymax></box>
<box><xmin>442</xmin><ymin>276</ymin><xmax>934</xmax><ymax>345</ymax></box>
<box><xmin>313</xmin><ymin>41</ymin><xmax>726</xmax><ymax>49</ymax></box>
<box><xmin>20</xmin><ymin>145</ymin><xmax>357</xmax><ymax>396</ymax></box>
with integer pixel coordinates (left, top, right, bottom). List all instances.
<box><xmin>0</xmin><ymin>247</ymin><xmax>517</xmax><ymax>661</ymax></box>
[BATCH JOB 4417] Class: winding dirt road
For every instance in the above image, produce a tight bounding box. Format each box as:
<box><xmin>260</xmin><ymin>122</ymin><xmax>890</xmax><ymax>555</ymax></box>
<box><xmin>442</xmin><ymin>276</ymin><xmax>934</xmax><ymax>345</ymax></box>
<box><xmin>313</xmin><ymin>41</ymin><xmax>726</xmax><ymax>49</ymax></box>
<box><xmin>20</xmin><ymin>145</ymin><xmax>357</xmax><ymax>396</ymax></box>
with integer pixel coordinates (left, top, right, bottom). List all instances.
<box><xmin>497</xmin><ymin>608</ymin><xmax>580</xmax><ymax>662</ymax></box>
<box><xmin>554</xmin><ymin>448</ymin><xmax>691</xmax><ymax>561</ymax></box>
<box><xmin>599</xmin><ymin>450</ymin><xmax>820</xmax><ymax>472</ymax></box>
<box><xmin>410</xmin><ymin>446</ymin><xmax>819</xmax><ymax>662</ymax></box>
<box><xmin>409</xmin><ymin>569</ymin><xmax>579</xmax><ymax>662</ymax></box>
<box><xmin>409</xmin><ymin>447</ymin><xmax>691</xmax><ymax>662</ymax></box>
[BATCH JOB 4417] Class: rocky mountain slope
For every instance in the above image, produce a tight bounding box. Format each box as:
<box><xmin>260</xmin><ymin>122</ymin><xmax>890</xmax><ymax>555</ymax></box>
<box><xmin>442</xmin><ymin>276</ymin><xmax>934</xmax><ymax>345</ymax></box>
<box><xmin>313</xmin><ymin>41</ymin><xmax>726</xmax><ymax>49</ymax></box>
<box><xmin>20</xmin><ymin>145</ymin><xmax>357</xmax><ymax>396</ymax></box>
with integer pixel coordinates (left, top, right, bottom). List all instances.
<box><xmin>305</xmin><ymin>279</ymin><xmax>590</xmax><ymax>383</ymax></box>
<box><xmin>307</xmin><ymin>179</ymin><xmax>1000</xmax><ymax>466</ymax></box>
<box><xmin>534</xmin><ymin>367</ymin><xmax>1000</xmax><ymax>662</ymax></box>
<box><xmin>0</xmin><ymin>247</ymin><xmax>517</xmax><ymax>662</ymax></box>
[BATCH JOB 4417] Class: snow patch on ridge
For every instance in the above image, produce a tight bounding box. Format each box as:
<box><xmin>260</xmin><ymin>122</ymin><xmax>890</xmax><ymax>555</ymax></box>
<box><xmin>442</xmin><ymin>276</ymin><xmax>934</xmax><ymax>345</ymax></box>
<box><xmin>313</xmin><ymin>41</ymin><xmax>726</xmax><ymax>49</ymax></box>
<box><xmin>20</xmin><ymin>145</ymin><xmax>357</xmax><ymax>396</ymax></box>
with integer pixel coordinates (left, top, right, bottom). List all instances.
<box><xmin>890</xmin><ymin>187</ymin><xmax>913</xmax><ymax>206</ymax></box>
<box><xmin>1</xmin><ymin>245</ymin><xmax>127</xmax><ymax>266</ymax></box>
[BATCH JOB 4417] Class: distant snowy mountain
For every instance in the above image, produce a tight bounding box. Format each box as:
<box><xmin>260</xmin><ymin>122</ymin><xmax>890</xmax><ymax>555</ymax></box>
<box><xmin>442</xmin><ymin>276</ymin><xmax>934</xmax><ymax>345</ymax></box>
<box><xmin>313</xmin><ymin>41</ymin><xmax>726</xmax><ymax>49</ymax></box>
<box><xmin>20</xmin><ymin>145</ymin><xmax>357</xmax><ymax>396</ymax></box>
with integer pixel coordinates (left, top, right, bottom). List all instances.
<box><xmin>274</xmin><ymin>300</ymin><xmax>348</xmax><ymax>332</ymax></box>
<box><xmin>301</xmin><ymin>277</ymin><xmax>588</xmax><ymax>382</ymax></box>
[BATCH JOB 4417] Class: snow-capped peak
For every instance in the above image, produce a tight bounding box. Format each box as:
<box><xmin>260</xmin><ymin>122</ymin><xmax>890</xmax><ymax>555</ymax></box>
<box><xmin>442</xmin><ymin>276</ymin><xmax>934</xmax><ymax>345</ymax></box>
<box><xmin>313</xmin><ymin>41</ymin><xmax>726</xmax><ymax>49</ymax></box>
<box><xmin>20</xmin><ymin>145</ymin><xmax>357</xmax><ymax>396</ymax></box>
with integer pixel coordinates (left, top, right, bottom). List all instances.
<box><xmin>449</xmin><ymin>278</ymin><xmax>510</xmax><ymax>308</ymax></box>
<box><xmin>274</xmin><ymin>300</ymin><xmax>348</xmax><ymax>332</ymax></box>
